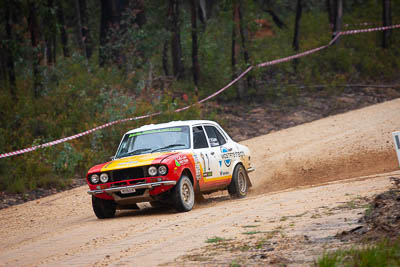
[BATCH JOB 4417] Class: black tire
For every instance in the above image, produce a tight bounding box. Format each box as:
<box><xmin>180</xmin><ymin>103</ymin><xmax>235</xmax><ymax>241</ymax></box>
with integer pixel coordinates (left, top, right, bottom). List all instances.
<box><xmin>92</xmin><ymin>195</ymin><xmax>116</xmax><ymax>219</ymax></box>
<box><xmin>228</xmin><ymin>164</ymin><xmax>248</xmax><ymax>199</ymax></box>
<box><xmin>172</xmin><ymin>175</ymin><xmax>195</xmax><ymax>212</ymax></box>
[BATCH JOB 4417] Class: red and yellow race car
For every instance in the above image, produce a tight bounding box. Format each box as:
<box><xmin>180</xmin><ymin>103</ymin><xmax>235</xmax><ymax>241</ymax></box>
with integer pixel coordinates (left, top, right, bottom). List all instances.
<box><xmin>86</xmin><ymin>120</ymin><xmax>254</xmax><ymax>219</ymax></box>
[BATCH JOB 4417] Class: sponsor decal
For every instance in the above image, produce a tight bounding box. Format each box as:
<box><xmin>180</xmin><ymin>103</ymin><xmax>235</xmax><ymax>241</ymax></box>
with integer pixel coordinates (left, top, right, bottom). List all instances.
<box><xmin>203</xmin><ymin>171</ymin><xmax>213</xmax><ymax>177</ymax></box>
<box><xmin>193</xmin><ymin>154</ymin><xmax>201</xmax><ymax>180</ymax></box>
<box><xmin>195</xmin><ymin>165</ymin><xmax>201</xmax><ymax>180</ymax></box>
<box><xmin>176</xmin><ymin>154</ymin><xmax>189</xmax><ymax>165</ymax></box>
<box><xmin>220</xmin><ymin>147</ymin><xmax>231</xmax><ymax>167</ymax></box>
<box><xmin>220</xmin><ymin>171</ymin><xmax>229</xmax><ymax>176</ymax></box>
<box><xmin>129</xmin><ymin>127</ymin><xmax>183</xmax><ymax>137</ymax></box>
<box><xmin>209</xmin><ymin>137</ymin><xmax>219</xmax><ymax>147</ymax></box>
<box><xmin>175</xmin><ymin>159</ymin><xmax>181</xmax><ymax>167</ymax></box>
<box><xmin>117</xmin><ymin>161</ymin><xmax>139</xmax><ymax>165</ymax></box>
<box><xmin>220</xmin><ymin>147</ymin><xmax>245</xmax><ymax>167</ymax></box>
<box><xmin>219</xmin><ymin>160</ymin><xmax>222</xmax><ymax>167</ymax></box>
<box><xmin>200</xmin><ymin>153</ymin><xmax>206</xmax><ymax>171</ymax></box>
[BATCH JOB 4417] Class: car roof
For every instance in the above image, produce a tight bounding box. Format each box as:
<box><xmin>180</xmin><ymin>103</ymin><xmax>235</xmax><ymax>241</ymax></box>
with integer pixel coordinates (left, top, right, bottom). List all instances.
<box><xmin>125</xmin><ymin>120</ymin><xmax>220</xmax><ymax>134</ymax></box>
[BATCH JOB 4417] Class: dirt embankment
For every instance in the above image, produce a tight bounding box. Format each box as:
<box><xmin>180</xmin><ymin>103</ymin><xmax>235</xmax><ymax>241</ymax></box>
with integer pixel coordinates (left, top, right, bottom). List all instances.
<box><xmin>243</xmin><ymin>98</ymin><xmax>400</xmax><ymax>194</ymax></box>
<box><xmin>0</xmin><ymin>99</ymin><xmax>399</xmax><ymax>266</ymax></box>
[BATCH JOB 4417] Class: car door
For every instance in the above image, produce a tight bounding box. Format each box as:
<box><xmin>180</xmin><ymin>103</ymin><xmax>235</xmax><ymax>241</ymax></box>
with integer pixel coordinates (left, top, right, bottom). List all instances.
<box><xmin>202</xmin><ymin>124</ymin><xmax>234</xmax><ymax>189</ymax></box>
<box><xmin>191</xmin><ymin>125</ymin><xmax>222</xmax><ymax>191</ymax></box>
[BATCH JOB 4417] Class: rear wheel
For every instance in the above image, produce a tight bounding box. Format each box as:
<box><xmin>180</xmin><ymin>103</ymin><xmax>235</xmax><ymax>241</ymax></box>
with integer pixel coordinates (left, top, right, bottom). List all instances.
<box><xmin>172</xmin><ymin>175</ymin><xmax>195</xmax><ymax>212</ymax></box>
<box><xmin>228</xmin><ymin>164</ymin><xmax>248</xmax><ymax>199</ymax></box>
<box><xmin>92</xmin><ymin>196</ymin><xmax>116</xmax><ymax>219</ymax></box>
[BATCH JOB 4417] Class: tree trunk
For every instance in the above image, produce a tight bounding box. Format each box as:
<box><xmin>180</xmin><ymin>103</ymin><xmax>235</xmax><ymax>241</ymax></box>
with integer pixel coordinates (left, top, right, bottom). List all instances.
<box><xmin>99</xmin><ymin>0</ymin><xmax>128</xmax><ymax>66</ymax></box>
<box><xmin>232</xmin><ymin>1</ymin><xmax>245</xmax><ymax>100</ymax></box>
<box><xmin>293</xmin><ymin>0</ymin><xmax>302</xmax><ymax>52</ymax></box>
<box><xmin>238</xmin><ymin>0</ymin><xmax>252</xmax><ymax>90</ymax></box>
<box><xmin>382</xmin><ymin>0</ymin><xmax>392</xmax><ymax>48</ymax></box>
<box><xmin>56</xmin><ymin>0</ymin><xmax>69</xmax><ymax>57</ymax></box>
<box><xmin>326</xmin><ymin>0</ymin><xmax>334</xmax><ymax>26</ymax></box>
<box><xmin>169</xmin><ymin>0</ymin><xmax>184</xmax><ymax>79</ymax></box>
<box><xmin>79</xmin><ymin>0</ymin><xmax>93</xmax><ymax>59</ymax></box>
<box><xmin>45</xmin><ymin>0</ymin><xmax>56</xmax><ymax>66</ymax></box>
<box><xmin>28</xmin><ymin>0</ymin><xmax>42</xmax><ymax>98</ymax></box>
<box><xmin>75</xmin><ymin>0</ymin><xmax>87</xmax><ymax>59</ymax></box>
<box><xmin>332</xmin><ymin>0</ymin><xmax>342</xmax><ymax>44</ymax></box>
<box><xmin>259</xmin><ymin>1</ymin><xmax>287</xmax><ymax>30</ymax></box>
<box><xmin>231</xmin><ymin>16</ymin><xmax>237</xmax><ymax>82</ymax></box>
<box><xmin>99</xmin><ymin>0</ymin><xmax>117</xmax><ymax>66</ymax></box>
<box><xmin>198</xmin><ymin>0</ymin><xmax>207</xmax><ymax>24</ymax></box>
<box><xmin>162</xmin><ymin>41</ymin><xmax>169</xmax><ymax>76</ymax></box>
<box><xmin>292</xmin><ymin>0</ymin><xmax>302</xmax><ymax>71</ymax></box>
<box><xmin>190</xmin><ymin>0</ymin><xmax>200</xmax><ymax>86</ymax></box>
<box><xmin>0</xmin><ymin>50</ymin><xmax>7</xmax><ymax>85</ymax></box>
<box><xmin>4</xmin><ymin>0</ymin><xmax>17</xmax><ymax>99</ymax></box>
<box><xmin>133</xmin><ymin>0</ymin><xmax>146</xmax><ymax>27</ymax></box>
<box><xmin>99</xmin><ymin>0</ymin><xmax>109</xmax><ymax>66</ymax></box>
<box><xmin>238</xmin><ymin>1</ymin><xmax>250</xmax><ymax>68</ymax></box>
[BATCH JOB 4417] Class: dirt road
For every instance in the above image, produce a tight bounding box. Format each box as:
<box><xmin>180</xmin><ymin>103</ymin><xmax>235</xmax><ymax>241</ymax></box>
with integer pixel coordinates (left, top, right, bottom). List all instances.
<box><xmin>0</xmin><ymin>99</ymin><xmax>399</xmax><ymax>266</ymax></box>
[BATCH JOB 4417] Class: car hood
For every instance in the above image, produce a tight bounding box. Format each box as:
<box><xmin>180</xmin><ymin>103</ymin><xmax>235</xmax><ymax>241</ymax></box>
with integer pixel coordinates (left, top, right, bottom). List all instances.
<box><xmin>99</xmin><ymin>152</ymin><xmax>178</xmax><ymax>172</ymax></box>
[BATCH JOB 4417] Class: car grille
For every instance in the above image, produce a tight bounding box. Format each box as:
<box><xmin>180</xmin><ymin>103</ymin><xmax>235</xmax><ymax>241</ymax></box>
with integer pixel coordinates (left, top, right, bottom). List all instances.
<box><xmin>112</xmin><ymin>167</ymin><xmax>145</xmax><ymax>182</ymax></box>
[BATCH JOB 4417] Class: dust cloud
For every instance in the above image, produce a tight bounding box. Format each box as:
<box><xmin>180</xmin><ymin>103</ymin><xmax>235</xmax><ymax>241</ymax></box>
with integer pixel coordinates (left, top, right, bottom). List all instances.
<box><xmin>242</xmin><ymin>98</ymin><xmax>400</xmax><ymax>194</ymax></box>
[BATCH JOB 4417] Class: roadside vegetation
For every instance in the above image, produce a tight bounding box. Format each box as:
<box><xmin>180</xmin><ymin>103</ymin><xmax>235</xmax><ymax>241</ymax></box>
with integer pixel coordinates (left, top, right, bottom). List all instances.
<box><xmin>318</xmin><ymin>240</ymin><xmax>400</xmax><ymax>267</ymax></box>
<box><xmin>0</xmin><ymin>0</ymin><xmax>399</xmax><ymax>193</ymax></box>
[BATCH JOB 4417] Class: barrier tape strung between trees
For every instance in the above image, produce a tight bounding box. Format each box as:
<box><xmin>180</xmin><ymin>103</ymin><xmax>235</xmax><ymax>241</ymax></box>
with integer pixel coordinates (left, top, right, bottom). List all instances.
<box><xmin>330</xmin><ymin>22</ymin><xmax>399</xmax><ymax>29</ymax></box>
<box><xmin>1</xmin><ymin>24</ymin><xmax>399</xmax><ymax>159</ymax></box>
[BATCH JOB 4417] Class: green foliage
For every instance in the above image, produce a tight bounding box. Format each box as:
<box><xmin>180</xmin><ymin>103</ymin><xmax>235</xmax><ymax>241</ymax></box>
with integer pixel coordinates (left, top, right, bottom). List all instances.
<box><xmin>317</xmin><ymin>240</ymin><xmax>400</xmax><ymax>267</ymax></box>
<box><xmin>0</xmin><ymin>55</ymin><xmax>203</xmax><ymax>193</ymax></box>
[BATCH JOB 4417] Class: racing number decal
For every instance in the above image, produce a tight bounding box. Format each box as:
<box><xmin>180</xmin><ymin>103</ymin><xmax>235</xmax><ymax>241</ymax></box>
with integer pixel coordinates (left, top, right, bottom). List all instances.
<box><xmin>200</xmin><ymin>153</ymin><xmax>211</xmax><ymax>172</ymax></box>
<box><xmin>200</xmin><ymin>152</ymin><xmax>211</xmax><ymax>171</ymax></box>
<box><xmin>200</xmin><ymin>152</ymin><xmax>213</xmax><ymax>178</ymax></box>
<box><xmin>200</xmin><ymin>153</ymin><xmax>206</xmax><ymax>172</ymax></box>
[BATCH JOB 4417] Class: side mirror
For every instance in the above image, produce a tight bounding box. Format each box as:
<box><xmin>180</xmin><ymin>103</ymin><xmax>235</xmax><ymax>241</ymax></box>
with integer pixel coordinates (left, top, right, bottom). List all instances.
<box><xmin>110</xmin><ymin>156</ymin><xmax>115</xmax><ymax>161</ymax></box>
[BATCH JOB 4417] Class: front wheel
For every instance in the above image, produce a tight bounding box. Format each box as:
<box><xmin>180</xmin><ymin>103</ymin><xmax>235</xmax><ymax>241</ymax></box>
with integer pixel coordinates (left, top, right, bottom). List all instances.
<box><xmin>92</xmin><ymin>196</ymin><xmax>116</xmax><ymax>219</ymax></box>
<box><xmin>228</xmin><ymin>164</ymin><xmax>248</xmax><ymax>199</ymax></box>
<box><xmin>172</xmin><ymin>175</ymin><xmax>195</xmax><ymax>212</ymax></box>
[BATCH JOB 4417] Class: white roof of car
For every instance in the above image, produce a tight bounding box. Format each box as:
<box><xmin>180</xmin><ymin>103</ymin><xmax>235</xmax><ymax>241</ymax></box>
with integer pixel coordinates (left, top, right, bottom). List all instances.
<box><xmin>125</xmin><ymin>120</ymin><xmax>219</xmax><ymax>134</ymax></box>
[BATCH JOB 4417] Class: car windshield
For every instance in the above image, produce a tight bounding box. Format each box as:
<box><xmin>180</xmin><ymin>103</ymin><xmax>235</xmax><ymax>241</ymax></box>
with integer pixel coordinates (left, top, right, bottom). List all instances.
<box><xmin>115</xmin><ymin>126</ymin><xmax>190</xmax><ymax>159</ymax></box>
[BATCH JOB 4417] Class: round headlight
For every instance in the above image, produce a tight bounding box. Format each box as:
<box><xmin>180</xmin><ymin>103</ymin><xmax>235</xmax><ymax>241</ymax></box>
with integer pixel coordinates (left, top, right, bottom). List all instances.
<box><xmin>158</xmin><ymin>165</ymin><xmax>167</xmax><ymax>175</ymax></box>
<box><xmin>148</xmin><ymin>166</ymin><xmax>158</xmax><ymax>176</ymax></box>
<box><xmin>90</xmin><ymin>174</ymin><xmax>99</xmax><ymax>184</ymax></box>
<box><xmin>100</xmin><ymin>173</ymin><xmax>109</xmax><ymax>183</ymax></box>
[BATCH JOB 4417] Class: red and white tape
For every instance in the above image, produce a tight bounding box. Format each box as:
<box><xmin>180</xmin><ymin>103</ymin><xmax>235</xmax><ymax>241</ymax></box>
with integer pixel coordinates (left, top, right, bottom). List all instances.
<box><xmin>330</xmin><ymin>22</ymin><xmax>398</xmax><ymax>29</ymax></box>
<box><xmin>1</xmin><ymin>24</ymin><xmax>399</xmax><ymax>159</ymax></box>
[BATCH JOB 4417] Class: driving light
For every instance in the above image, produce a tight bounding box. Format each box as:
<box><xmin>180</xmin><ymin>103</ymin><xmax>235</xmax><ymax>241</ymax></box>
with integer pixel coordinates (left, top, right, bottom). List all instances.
<box><xmin>90</xmin><ymin>174</ymin><xmax>99</xmax><ymax>184</ymax></box>
<box><xmin>100</xmin><ymin>173</ymin><xmax>109</xmax><ymax>183</ymax></box>
<box><xmin>158</xmin><ymin>165</ymin><xmax>167</xmax><ymax>175</ymax></box>
<box><xmin>148</xmin><ymin>166</ymin><xmax>157</xmax><ymax>176</ymax></box>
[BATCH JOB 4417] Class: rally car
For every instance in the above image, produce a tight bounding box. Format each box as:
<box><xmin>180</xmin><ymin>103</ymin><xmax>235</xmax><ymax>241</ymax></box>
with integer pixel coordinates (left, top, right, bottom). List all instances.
<box><xmin>86</xmin><ymin>120</ymin><xmax>254</xmax><ymax>219</ymax></box>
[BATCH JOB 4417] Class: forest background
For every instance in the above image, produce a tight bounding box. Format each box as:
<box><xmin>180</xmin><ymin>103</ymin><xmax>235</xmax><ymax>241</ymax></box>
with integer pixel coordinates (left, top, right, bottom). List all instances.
<box><xmin>0</xmin><ymin>0</ymin><xmax>398</xmax><ymax>193</ymax></box>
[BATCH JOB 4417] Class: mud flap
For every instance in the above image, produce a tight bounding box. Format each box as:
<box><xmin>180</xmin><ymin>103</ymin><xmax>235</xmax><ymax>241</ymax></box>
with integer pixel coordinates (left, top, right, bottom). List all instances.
<box><xmin>194</xmin><ymin>178</ymin><xmax>205</xmax><ymax>202</ymax></box>
<box><xmin>246</xmin><ymin>176</ymin><xmax>253</xmax><ymax>188</ymax></box>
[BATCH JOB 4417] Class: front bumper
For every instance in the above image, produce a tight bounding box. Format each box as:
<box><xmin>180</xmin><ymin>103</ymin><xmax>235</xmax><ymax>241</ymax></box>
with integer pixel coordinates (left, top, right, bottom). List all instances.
<box><xmin>247</xmin><ymin>167</ymin><xmax>255</xmax><ymax>173</ymax></box>
<box><xmin>87</xmin><ymin>180</ymin><xmax>177</xmax><ymax>195</ymax></box>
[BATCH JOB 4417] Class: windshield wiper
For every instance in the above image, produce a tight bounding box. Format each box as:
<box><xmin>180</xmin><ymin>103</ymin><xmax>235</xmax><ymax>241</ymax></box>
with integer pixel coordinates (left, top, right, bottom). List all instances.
<box><xmin>151</xmin><ymin>144</ymin><xmax>186</xmax><ymax>153</ymax></box>
<box><xmin>123</xmin><ymin>148</ymin><xmax>152</xmax><ymax>157</ymax></box>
